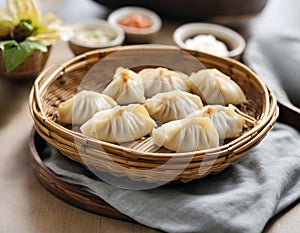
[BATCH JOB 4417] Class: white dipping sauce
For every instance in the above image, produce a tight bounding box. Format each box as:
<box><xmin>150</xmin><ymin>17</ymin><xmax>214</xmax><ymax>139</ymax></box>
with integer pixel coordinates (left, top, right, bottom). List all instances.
<box><xmin>74</xmin><ymin>28</ymin><xmax>112</xmax><ymax>46</ymax></box>
<box><xmin>185</xmin><ymin>34</ymin><xmax>229</xmax><ymax>57</ymax></box>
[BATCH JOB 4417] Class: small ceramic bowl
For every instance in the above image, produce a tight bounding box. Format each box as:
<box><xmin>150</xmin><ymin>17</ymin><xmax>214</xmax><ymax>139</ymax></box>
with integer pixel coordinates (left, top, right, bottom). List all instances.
<box><xmin>173</xmin><ymin>23</ymin><xmax>246</xmax><ymax>60</ymax></box>
<box><xmin>68</xmin><ymin>19</ymin><xmax>125</xmax><ymax>55</ymax></box>
<box><xmin>108</xmin><ymin>7</ymin><xmax>162</xmax><ymax>44</ymax></box>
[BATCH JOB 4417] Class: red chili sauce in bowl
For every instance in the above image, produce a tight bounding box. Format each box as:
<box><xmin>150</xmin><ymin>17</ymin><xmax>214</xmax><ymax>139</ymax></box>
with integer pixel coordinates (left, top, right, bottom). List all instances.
<box><xmin>118</xmin><ymin>13</ymin><xmax>152</xmax><ymax>30</ymax></box>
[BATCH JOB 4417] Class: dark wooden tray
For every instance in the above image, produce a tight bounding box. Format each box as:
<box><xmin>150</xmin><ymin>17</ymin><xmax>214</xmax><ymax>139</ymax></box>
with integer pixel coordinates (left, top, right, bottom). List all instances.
<box><xmin>29</xmin><ymin>99</ymin><xmax>299</xmax><ymax>224</ymax></box>
<box><xmin>29</xmin><ymin>129</ymin><xmax>135</xmax><ymax>222</ymax></box>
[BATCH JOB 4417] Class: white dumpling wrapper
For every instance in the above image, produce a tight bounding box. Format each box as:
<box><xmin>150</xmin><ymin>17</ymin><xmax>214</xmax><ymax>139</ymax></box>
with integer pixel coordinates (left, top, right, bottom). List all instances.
<box><xmin>103</xmin><ymin>67</ymin><xmax>145</xmax><ymax>105</ymax></box>
<box><xmin>80</xmin><ymin>104</ymin><xmax>156</xmax><ymax>143</ymax></box>
<box><xmin>58</xmin><ymin>90</ymin><xmax>117</xmax><ymax>124</ymax></box>
<box><xmin>152</xmin><ymin>117</ymin><xmax>219</xmax><ymax>152</ymax></box>
<box><xmin>189</xmin><ymin>68</ymin><xmax>247</xmax><ymax>105</ymax></box>
<box><xmin>139</xmin><ymin>67</ymin><xmax>191</xmax><ymax>98</ymax></box>
<box><xmin>187</xmin><ymin>105</ymin><xmax>245</xmax><ymax>139</ymax></box>
<box><xmin>144</xmin><ymin>90</ymin><xmax>203</xmax><ymax>123</ymax></box>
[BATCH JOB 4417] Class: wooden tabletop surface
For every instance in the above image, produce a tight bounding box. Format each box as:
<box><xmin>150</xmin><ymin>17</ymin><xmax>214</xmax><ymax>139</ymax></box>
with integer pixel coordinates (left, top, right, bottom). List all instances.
<box><xmin>1</xmin><ymin>0</ymin><xmax>300</xmax><ymax>232</ymax></box>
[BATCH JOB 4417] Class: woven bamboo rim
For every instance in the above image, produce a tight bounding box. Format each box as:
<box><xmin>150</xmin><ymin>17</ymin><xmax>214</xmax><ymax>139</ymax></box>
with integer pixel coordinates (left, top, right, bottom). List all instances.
<box><xmin>29</xmin><ymin>45</ymin><xmax>278</xmax><ymax>183</ymax></box>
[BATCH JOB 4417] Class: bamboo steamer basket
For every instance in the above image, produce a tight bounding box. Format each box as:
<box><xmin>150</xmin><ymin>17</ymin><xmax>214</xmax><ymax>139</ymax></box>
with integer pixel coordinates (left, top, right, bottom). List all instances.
<box><xmin>29</xmin><ymin>45</ymin><xmax>278</xmax><ymax>184</ymax></box>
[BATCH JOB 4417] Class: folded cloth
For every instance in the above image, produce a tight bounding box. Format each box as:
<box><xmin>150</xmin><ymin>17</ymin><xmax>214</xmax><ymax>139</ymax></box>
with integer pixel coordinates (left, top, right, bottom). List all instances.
<box><xmin>44</xmin><ymin>123</ymin><xmax>300</xmax><ymax>233</ymax></box>
<box><xmin>43</xmin><ymin>0</ymin><xmax>300</xmax><ymax>232</ymax></box>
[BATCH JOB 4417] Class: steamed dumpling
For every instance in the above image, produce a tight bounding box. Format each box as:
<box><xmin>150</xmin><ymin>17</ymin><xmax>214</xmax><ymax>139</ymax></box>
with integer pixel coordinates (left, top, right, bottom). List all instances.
<box><xmin>187</xmin><ymin>105</ymin><xmax>245</xmax><ymax>139</ymax></box>
<box><xmin>189</xmin><ymin>68</ymin><xmax>247</xmax><ymax>105</ymax></box>
<box><xmin>144</xmin><ymin>90</ymin><xmax>203</xmax><ymax>123</ymax></box>
<box><xmin>80</xmin><ymin>104</ymin><xmax>156</xmax><ymax>143</ymax></box>
<box><xmin>139</xmin><ymin>67</ymin><xmax>191</xmax><ymax>98</ymax></box>
<box><xmin>58</xmin><ymin>90</ymin><xmax>117</xmax><ymax>124</ymax></box>
<box><xmin>152</xmin><ymin>117</ymin><xmax>219</xmax><ymax>152</ymax></box>
<box><xmin>103</xmin><ymin>67</ymin><xmax>145</xmax><ymax>105</ymax></box>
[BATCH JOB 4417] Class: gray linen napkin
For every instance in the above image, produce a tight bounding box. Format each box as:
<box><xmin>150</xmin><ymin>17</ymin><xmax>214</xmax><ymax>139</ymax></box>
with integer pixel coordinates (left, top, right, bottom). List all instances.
<box><xmin>44</xmin><ymin>123</ymin><xmax>300</xmax><ymax>233</ymax></box>
<box><xmin>43</xmin><ymin>0</ymin><xmax>300</xmax><ymax>232</ymax></box>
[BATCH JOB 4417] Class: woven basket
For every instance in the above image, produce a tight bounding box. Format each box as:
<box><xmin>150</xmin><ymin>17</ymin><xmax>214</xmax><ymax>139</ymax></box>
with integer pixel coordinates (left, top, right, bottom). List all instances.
<box><xmin>0</xmin><ymin>47</ymin><xmax>51</xmax><ymax>79</ymax></box>
<box><xmin>29</xmin><ymin>45</ymin><xmax>278</xmax><ymax>183</ymax></box>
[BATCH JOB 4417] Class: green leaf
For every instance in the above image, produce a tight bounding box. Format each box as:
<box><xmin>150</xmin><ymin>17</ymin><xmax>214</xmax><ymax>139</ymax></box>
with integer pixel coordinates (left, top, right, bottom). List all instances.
<box><xmin>1</xmin><ymin>40</ymin><xmax>47</xmax><ymax>73</ymax></box>
<box><xmin>27</xmin><ymin>40</ymin><xmax>47</xmax><ymax>52</ymax></box>
<box><xmin>0</xmin><ymin>40</ymin><xmax>19</xmax><ymax>50</ymax></box>
<box><xmin>20</xmin><ymin>19</ymin><xmax>34</xmax><ymax>34</ymax></box>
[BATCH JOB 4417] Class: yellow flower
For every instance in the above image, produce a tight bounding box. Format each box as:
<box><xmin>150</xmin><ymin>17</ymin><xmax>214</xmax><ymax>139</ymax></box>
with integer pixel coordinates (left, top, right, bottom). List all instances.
<box><xmin>0</xmin><ymin>0</ymin><xmax>69</xmax><ymax>73</ymax></box>
<box><xmin>7</xmin><ymin>0</ymin><xmax>40</xmax><ymax>26</ymax></box>
<box><xmin>0</xmin><ymin>0</ymin><xmax>68</xmax><ymax>43</ymax></box>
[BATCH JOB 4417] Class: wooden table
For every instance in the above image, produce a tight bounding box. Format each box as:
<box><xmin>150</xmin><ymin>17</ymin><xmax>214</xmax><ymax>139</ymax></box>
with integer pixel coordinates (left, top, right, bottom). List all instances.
<box><xmin>1</xmin><ymin>0</ymin><xmax>300</xmax><ymax>232</ymax></box>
